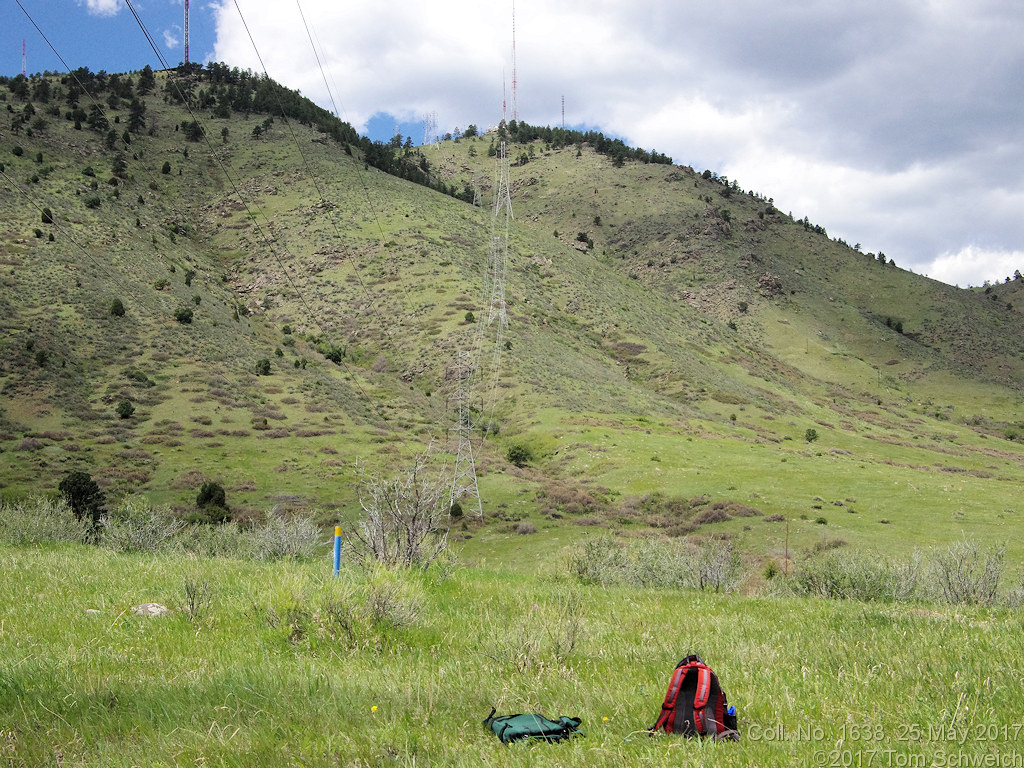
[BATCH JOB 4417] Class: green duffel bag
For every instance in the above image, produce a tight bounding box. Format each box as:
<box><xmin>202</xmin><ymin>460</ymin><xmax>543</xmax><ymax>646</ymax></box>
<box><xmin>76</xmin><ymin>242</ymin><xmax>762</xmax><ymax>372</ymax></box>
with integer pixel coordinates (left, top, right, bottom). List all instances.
<box><xmin>483</xmin><ymin>708</ymin><xmax>584</xmax><ymax>744</ymax></box>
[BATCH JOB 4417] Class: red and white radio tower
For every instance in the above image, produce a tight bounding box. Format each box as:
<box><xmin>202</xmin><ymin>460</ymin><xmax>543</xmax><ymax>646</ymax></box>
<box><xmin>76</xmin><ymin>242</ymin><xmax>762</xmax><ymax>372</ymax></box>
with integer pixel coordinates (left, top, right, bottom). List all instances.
<box><xmin>184</xmin><ymin>0</ymin><xmax>190</xmax><ymax>64</ymax></box>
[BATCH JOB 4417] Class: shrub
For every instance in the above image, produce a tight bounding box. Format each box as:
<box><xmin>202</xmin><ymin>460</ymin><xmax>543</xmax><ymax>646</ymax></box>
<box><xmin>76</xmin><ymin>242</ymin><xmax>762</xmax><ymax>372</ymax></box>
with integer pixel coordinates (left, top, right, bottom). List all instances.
<box><xmin>805</xmin><ymin>428</ymin><xmax>819</xmax><ymax>443</ymax></box>
<box><xmin>567</xmin><ymin>535</ymin><xmax>740</xmax><ymax>593</ymax></box>
<box><xmin>930</xmin><ymin>539</ymin><xmax>1003</xmax><ymax>606</ymax></box>
<box><xmin>41</xmin><ymin>207</ymin><xmax>53</xmax><ymax>224</ymax></box>
<box><xmin>566</xmin><ymin>535</ymin><xmax>628</xmax><ymax>585</ymax></box>
<box><xmin>161</xmin><ymin>161</ymin><xmax>171</xmax><ymax>174</ymax></box>
<box><xmin>348</xmin><ymin>448</ymin><xmax>451</xmax><ymax>569</ymax></box>
<box><xmin>101</xmin><ymin>496</ymin><xmax>185</xmax><ymax>553</ymax></box>
<box><xmin>788</xmin><ymin>549</ymin><xmax>921</xmax><ymax>602</ymax></box>
<box><xmin>58</xmin><ymin>470</ymin><xmax>105</xmax><ymax>528</ymax></box>
<box><xmin>84</xmin><ymin>195</ymin><xmax>101</xmax><ymax>209</ymax></box>
<box><xmin>197</xmin><ymin>481</ymin><xmax>227</xmax><ymax>509</ymax></box>
<box><xmin>110</xmin><ymin>298</ymin><xmax>125</xmax><ymax>317</ymax></box>
<box><xmin>252</xmin><ymin>509</ymin><xmax>323</xmax><ymax>561</ymax></box>
<box><xmin>255</xmin><ymin>358</ymin><xmax>271</xmax><ymax>375</ymax></box>
<box><xmin>0</xmin><ymin>496</ymin><xmax>91</xmax><ymax>546</ymax></box>
<box><xmin>192</xmin><ymin>481</ymin><xmax>230</xmax><ymax>524</ymax></box>
<box><xmin>179</xmin><ymin>522</ymin><xmax>247</xmax><ymax>558</ymax></box>
<box><xmin>12</xmin><ymin>146</ymin><xmax>23</xmax><ymax>157</ymax></box>
<box><xmin>174</xmin><ymin>307</ymin><xmax>194</xmax><ymax>324</ymax></box>
<box><xmin>506</xmin><ymin>441</ymin><xmax>534</xmax><ymax>468</ymax></box>
<box><xmin>115</xmin><ymin>399</ymin><xmax>135</xmax><ymax>419</ymax></box>
<box><xmin>362</xmin><ymin>569</ymin><xmax>424</xmax><ymax>630</ymax></box>
<box><xmin>680</xmin><ymin>537</ymin><xmax>741</xmax><ymax>592</ymax></box>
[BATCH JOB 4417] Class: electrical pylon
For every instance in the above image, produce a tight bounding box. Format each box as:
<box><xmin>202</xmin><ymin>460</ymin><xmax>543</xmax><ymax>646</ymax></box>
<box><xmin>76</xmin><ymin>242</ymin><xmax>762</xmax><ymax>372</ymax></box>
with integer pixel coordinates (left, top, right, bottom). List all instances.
<box><xmin>487</xmin><ymin>137</ymin><xmax>513</xmax><ymax>331</ymax></box>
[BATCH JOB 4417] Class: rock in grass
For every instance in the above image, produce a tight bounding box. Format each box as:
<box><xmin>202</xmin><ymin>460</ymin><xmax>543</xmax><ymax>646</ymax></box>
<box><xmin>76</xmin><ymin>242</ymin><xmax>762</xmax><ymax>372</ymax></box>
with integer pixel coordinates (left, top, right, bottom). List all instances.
<box><xmin>132</xmin><ymin>603</ymin><xmax>171</xmax><ymax>617</ymax></box>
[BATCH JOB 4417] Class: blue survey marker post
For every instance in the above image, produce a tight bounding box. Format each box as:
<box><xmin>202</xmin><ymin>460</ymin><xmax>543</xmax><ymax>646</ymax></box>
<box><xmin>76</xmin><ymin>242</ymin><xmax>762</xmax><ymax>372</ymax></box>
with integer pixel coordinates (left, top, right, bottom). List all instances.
<box><xmin>333</xmin><ymin>526</ymin><xmax>341</xmax><ymax>576</ymax></box>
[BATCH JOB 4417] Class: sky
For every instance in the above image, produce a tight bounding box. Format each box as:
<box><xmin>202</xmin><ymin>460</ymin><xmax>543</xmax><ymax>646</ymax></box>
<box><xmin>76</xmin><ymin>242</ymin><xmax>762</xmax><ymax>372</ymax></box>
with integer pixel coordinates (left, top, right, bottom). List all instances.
<box><xmin>4</xmin><ymin>1</ymin><xmax>1024</xmax><ymax>288</ymax></box>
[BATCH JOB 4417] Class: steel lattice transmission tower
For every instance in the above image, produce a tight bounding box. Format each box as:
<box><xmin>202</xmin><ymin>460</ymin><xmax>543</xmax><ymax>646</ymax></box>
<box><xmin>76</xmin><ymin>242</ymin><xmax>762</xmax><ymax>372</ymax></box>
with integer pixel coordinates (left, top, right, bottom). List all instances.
<box><xmin>487</xmin><ymin>137</ymin><xmax>513</xmax><ymax>333</ymax></box>
<box><xmin>471</xmin><ymin>120</ymin><xmax>514</xmax><ymax>440</ymax></box>
<box><xmin>449</xmin><ymin>351</ymin><xmax>483</xmax><ymax>518</ymax></box>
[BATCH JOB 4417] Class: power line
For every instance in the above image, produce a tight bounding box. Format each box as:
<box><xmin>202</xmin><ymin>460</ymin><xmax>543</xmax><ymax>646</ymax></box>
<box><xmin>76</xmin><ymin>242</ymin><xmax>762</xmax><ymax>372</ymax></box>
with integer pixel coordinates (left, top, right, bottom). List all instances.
<box><xmin>121</xmin><ymin>0</ymin><xmax>394</xmax><ymax>431</ymax></box>
<box><xmin>230</xmin><ymin>0</ymin><xmax>415</xmax><ymax>380</ymax></box>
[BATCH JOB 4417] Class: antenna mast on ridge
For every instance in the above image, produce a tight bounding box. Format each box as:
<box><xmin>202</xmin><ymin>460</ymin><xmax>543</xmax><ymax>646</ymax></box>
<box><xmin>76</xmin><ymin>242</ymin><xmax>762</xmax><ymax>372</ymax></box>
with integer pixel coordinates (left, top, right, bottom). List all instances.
<box><xmin>184</xmin><ymin>0</ymin><xmax>190</xmax><ymax>65</ymax></box>
<box><xmin>511</xmin><ymin>1</ymin><xmax>518</xmax><ymax>122</ymax></box>
<box><xmin>22</xmin><ymin>39</ymin><xmax>26</xmax><ymax>77</ymax></box>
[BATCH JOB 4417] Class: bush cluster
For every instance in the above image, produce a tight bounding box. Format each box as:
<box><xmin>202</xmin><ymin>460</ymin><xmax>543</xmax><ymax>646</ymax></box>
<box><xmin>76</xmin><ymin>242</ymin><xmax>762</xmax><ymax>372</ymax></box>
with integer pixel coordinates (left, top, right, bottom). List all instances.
<box><xmin>567</xmin><ymin>535</ymin><xmax>740</xmax><ymax>593</ymax></box>
<box><xmin>781</xmin><ymin>539</ymin><xmax>1011</xmax><ymax>606</ymax></box>
<box><xmin>0</xmin><ymin>496</ymin><xmax>324</xmax><ymax>561</ymax></box>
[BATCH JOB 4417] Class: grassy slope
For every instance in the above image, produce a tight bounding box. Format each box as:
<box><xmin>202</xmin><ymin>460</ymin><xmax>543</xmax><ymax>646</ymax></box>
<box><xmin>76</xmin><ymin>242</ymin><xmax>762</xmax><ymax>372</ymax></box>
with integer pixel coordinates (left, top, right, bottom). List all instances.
<box><xmin>1</xmin><ymin>70</ymin><xmax>1023</xmax><ymax>565</ymax></box>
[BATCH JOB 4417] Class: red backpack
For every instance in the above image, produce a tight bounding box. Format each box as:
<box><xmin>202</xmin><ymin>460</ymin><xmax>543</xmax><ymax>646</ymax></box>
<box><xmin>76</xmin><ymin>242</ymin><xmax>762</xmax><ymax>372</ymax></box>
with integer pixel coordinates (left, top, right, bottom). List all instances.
<box><xmin>651</xmin><ymin>654</ymin><xmax>739</xmax><ymax>740</ymax></box>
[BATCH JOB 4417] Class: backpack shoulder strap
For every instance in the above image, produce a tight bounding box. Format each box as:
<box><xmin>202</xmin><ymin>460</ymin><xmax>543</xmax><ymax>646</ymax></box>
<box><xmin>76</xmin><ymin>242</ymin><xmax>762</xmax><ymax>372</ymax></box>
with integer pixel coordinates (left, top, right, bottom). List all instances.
<box><xmin>652</xmin><ymin>657</ymin><xmax>699</xmax><ymax>732</ymax></box>
<box><xmin>692</xmin><ymin>663</ymin><xmax>712</xmax><ymax>734</ymax></box>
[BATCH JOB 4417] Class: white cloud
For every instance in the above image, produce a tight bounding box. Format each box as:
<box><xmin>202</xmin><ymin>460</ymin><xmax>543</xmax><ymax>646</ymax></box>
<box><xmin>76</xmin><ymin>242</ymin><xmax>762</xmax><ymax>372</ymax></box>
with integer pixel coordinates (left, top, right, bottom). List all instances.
<box><xmin>208</xmin><ymin>0</ymin><xmax>1024</xmax><ymax>287</ymax></box>
<box><xmin>163</xmin><ymin>27</ymin><xmax>181</xmax><ymax>50</ymax></box>
<box><xmin>926</xmin><ymin>246</ymin><xmax>1024</xmax><ymax>288</ymax></box>
<box><xmin>79</xmin><ymin>0</ymin><xmax>121</xmax><ymax>16</ymax></box>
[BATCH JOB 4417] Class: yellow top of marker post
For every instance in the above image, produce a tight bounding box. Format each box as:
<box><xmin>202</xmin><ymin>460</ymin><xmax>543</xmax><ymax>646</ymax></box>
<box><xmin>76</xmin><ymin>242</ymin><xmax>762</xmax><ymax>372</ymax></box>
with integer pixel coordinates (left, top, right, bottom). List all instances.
<box><xmin>334</xmin><ymin>526</ymin><xmax>342</xmax><ymax>536</ymax></box>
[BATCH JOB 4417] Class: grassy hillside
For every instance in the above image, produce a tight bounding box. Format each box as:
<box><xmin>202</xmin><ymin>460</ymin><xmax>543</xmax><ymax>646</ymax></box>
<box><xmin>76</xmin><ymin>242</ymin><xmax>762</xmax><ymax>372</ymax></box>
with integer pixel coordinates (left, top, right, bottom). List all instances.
<box><xmin>1</xmin><ymin>65</ymin><xmax>1023</xmax><ymax>567</ymax></box>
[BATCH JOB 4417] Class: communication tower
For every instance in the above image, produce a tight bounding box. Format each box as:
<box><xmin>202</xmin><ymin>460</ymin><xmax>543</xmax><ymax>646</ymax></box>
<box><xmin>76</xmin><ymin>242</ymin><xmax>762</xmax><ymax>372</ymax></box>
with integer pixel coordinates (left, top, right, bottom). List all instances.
<box><xmin>184</xmin><ymin>0</ymin><xmax>190</xmax><ymax>64</ymax></box>
<box><xmin>511</xmin><ymin>1</ymin><xmax>518</xmax><ymax>122</ymax></box>
<box><xmin>422</xmin><ymin>111</ymin><xmax>438</xmax><ymax>147</ymax></box>
<box><xmin>22</xmin><ymin>39</ymin><xmax>26</xmax><ymax>77</ymax></box>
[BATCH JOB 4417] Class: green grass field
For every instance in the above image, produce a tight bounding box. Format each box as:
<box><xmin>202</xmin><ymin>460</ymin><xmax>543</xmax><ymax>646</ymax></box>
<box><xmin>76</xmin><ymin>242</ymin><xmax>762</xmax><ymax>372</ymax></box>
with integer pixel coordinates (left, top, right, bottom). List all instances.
<box><xmin>2</xmin><ymin>541</ymin><xmax>1023</xmax><ymax>767</ymax></box>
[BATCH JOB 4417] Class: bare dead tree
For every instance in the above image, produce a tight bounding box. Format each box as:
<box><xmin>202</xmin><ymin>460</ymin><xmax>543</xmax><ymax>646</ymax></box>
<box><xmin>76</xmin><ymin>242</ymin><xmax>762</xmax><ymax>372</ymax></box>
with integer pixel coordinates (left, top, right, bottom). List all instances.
<box><xmin>348</xmin><ymin>446</ymin><xmax>451</xmax><ymax>569</ymax></box>
<box><xmin>932</xmin><ymin>539</ymin><xmax>1004</xmax><ymax>606</ymax></box>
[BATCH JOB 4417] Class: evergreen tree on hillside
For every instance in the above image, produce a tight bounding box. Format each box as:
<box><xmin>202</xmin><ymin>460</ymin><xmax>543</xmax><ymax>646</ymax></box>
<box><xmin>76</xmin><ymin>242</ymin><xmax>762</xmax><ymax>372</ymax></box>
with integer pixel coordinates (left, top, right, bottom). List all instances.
<box><xmin>128</xmin><ymin>99</ymin><xmax>147</xmax><ymax>133</ymax></box>
<box><xmin>59</xmin><ymin>471</ymin><xmax>105</xmax><ymax>528</ymax></box>
<box><xmin>138</xmin><ymin>64</ymin><xmax>155</xmax><ymax>95</ymax></box>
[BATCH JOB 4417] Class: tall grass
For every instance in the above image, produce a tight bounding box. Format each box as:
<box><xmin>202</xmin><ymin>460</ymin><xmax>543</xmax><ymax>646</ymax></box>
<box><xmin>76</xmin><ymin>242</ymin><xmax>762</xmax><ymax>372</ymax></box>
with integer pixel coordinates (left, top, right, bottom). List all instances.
<box><xmin>1</xmin><ymin>542</ymin><xmax>1022</xmax><ymax>766</ymax></box>
<box><xmin>0</xmin><ymin>496</ymin><xmax>91</xmax><ymax>545</ymax></box>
